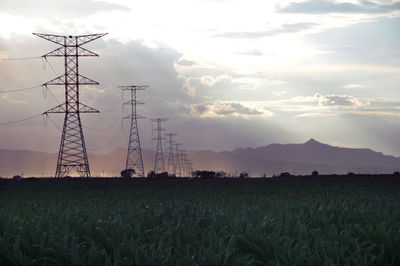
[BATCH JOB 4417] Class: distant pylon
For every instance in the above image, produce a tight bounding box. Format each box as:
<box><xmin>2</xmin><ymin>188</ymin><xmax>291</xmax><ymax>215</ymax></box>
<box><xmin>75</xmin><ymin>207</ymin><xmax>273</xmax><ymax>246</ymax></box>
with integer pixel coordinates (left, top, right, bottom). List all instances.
<box><xmin>165</xmin><ymin>133</ymin><xmax>178</xmax><ymax>175</ymax></box>
<box><xmin>34</xmin><ymin>33</ymin><xmax>107</xmax><ymax>178</ymax></box>
<box><xmin>120</xmin><ymin>85</ymin><xmax>147</xmax><ymax>177</ymax></box>
<box><xmin>187</xmin><ymin>158</ymin><xmax>194</xmax><ymax>177</ymax></box>
<box><xmin>181</xmin><ymin>150</ymin><xmax>187</xmax><ymax>177</ymax></box>
<box><xmin>151</xmin><ymin>118</ymin><xmax>168</xmax><ymax>173</ymax></box>
<box><xmin>175</xmin><ymin>143</ymin><xmax>182</xmax><ymax>177</ymax></box>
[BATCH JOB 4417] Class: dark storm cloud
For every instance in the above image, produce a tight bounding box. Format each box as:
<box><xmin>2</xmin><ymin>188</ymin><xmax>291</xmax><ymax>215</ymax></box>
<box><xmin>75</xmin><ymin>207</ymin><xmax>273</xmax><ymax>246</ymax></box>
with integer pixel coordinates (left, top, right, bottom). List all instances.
<box><xmin>279</xmin><ymin>0</ymin><xmax>400</xmax><ymax>14</ymax></box>
<box><xmin>0</xmin><ymin>0</ymin><xmax>129</xmax><ymax>18</ymax></box>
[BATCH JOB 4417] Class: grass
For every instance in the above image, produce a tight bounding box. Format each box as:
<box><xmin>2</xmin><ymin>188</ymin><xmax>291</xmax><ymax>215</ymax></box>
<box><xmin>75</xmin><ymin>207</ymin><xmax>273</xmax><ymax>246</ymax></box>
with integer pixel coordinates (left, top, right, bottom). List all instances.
<box><xmin>0</xmin><ymin>176</ymin><xmax>399</xmax><ymax>265</ymax></box>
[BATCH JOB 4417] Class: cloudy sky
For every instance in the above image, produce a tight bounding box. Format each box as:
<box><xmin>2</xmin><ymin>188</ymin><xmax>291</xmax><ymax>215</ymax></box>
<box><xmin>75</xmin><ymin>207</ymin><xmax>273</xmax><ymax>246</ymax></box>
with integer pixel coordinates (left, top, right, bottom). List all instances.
<box><xmin>0</xmin><ymin>0</ymin><xmax>399</xmax><ymax>156</ymax></box>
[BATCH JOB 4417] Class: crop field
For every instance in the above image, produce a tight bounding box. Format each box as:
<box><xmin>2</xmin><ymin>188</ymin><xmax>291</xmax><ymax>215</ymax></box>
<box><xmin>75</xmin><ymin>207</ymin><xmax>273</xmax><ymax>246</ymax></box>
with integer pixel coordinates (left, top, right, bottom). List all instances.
<box><xmin>0</xmin><ymin>176</ymin><xmax>400</xmax><ymax>265</ymax></box>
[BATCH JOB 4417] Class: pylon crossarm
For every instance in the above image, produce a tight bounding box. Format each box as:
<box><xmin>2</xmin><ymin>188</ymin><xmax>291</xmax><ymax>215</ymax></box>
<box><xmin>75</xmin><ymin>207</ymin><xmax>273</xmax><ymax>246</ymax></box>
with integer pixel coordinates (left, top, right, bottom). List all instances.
<box><xmin>123</xmin><ymin>114</ymin><xmax>145</xmax><ymax>120</ymax></box>
<box><xmin>43</xmin><ymin>47</ymin><xmax>99</xmax><ymax>57</ymax></box>
<box><xmin>43</xmin><ymin>75</ymin><xmax>65</xmax><ymax>86</ymax></box>
<box><xmin>43</xmin><ymin>103</ymin><xmax>66</xmax><ymax>114</ymax></box>
<box><xmin>119</xmin><ymin>85</ymin><xmax>148</xmax><ymax>90</ymax></box>
<box><xmin>123</xmin><ymin>100</ymin><xmax>144</xmax><ymax>105</ymax></box>
<box><xmin>33</xmin><ymin>33</ymin><xmax>66</xmax><ymax>46</ymax></box>
<box><xmin>75</xmin><ymin>47</ymin><xmax>99</xmax><ymax>56</ymax></box>
<box><xmin>78</xmin><ymin>75</ymin><xmax>99</xmax><ymax>85</ymax></box>
<box><xmin>76</xmin><ymin>33</ymin><xmax>108</xmax><ymax>46</ymax></box>
<box><xmin>33</xmin><ymin>33</ymin><xmax>108</xmax><ymax>47</ymax></box>
<box><xmin>43</xmin><ymin>47</ymin><xmax>64</xmax><ymax>57</ymax></box>
<box><xmin>79</xmin><ymin>103</ymin><xmax>100</xmax><ymax>113</ymax></box>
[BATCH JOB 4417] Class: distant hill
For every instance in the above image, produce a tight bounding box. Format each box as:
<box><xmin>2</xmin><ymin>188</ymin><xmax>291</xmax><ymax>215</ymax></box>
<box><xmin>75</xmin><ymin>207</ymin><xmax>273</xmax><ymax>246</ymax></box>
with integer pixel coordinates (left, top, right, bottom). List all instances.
<box><xmin>192</xmin><ymin>139</ymin><xmax>400</xmax><ymax>176</ymax></box>
<box><xmin>1</xmin><ymin>139</ymin><xmax>400</xmax><ymax>177</ymax></box>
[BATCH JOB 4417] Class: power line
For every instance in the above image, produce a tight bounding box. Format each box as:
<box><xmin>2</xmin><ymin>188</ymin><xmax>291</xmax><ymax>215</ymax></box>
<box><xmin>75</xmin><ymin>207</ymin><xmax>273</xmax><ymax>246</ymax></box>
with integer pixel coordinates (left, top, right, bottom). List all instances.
<box><xmin>102</xmin><ymin>99</ymin><xmax>123</xmax><ymax>114</ymax></box>
<box><xmin>45</xmin><ymin>115</ymin><xmax>62</xmax><ymax>132</ymax></box>
<box><xmin>86</xmin><ymin>126</ymin><xmax>124</xmax><ymax>151</ymax></box>
<box><xmin>0</xmin><ymin>56</ymin><xmax>41</xmax><ymax>61</ymax></box>
<box><xmin>0</xmin><ymin>113</ymin><xmax>42</xmax><ymax>126</ymax></box>
<box><xmin>0</xmin><ymin>85</ymin><xmax>42</xmax><ymax>93</ymax></box>
<box><xmin>83</xmin><ymin>116</ymin><xmax>121</xmax><ymax>132</ymax></box>
<box><xmin>42</xmin><ymin>85</ymin><xmax>62</xmax><ymax>105</ymax></box>
<box><xmin>43</xmin><ymin>57</ymin><xmax>59</xmax><ymax>77</ymax></box>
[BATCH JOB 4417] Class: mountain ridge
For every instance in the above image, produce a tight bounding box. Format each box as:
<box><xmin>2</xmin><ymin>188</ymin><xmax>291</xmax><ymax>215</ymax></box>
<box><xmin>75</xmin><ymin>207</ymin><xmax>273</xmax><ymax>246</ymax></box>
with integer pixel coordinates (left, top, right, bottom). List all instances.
<box><xmin>1</xmin><ymin>139</ymin><xmax>399</xmax><ymax>177</ymax></box>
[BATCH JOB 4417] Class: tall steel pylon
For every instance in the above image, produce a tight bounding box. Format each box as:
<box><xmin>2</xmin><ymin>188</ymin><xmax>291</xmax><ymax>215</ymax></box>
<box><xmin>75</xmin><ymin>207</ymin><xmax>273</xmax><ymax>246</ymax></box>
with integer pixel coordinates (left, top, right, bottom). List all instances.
<box><xmin>165</xmin><ymin>133</ymin><xmax>178</xmax><ymax>175</ymax></box>
<box><xmin>180</xmin><ymin>150</ymin><xmax>187</xmax><ymax>177</ymax></box>
<box><xmin>120</xmin><ymin>85</ymin><xmax>147</xmax><ymax>177</ymax></box>
<box><xmin>150</xmin><ymin>118</ymin><xmax>168</xmax><ymax>173</ymax></box>
<box><xmin>182</xmin><ymin>152</ymin><xmax>193</xmax><ymax>177</ymax></box>
<box><xmin>34</xmin><ymin>33</ymin><xmax>107</xmax><ymax>178</ymax></box>
<box><xmin>175</xmin><ymin>143</ymin><xmax>182</xmax><ymax>177</ymax></box>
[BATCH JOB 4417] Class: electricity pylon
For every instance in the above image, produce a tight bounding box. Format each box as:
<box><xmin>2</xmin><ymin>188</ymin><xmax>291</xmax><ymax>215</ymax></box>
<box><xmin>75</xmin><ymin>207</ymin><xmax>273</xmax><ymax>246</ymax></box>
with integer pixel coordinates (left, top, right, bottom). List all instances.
<box><xmin>164</xmin><ymin>133</ymin><xmax>178</xmax><ymax>175</ymax></box>
<box><xmin>187</xmin><ymin>158</ymin><xmax>194</xmax><ymax>178</ymax></box>
<box><xmin>175</xmin><ymin>143</ymin><xmax>182</xmax><ymax>177</ymax></box>
<box><xmin>181</xmin><ymin>150</ymin><xmax>187</xmax><ymax>177</ymax></box>
<box><xmin>34</xmin><ymin>33</ymin><xmax>107</xmax><ymax>178</ymax></box>
<box><xmin>120</xmin><ymin>85</ymin><xmax>147</xmax><ymax>177</ymax></box>
<box><xmin>150</xmin><ymin>118</ymin><xmax>168</xmax><ymax>173</ymax></box>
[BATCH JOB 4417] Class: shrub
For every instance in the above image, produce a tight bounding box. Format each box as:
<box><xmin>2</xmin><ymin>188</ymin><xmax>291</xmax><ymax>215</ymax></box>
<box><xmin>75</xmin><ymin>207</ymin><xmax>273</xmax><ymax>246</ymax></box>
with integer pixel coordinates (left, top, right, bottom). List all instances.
<box><xmin>121</xmin><ymin>169</ymin><xmax>135</xmax><ymax>178</ymax></box>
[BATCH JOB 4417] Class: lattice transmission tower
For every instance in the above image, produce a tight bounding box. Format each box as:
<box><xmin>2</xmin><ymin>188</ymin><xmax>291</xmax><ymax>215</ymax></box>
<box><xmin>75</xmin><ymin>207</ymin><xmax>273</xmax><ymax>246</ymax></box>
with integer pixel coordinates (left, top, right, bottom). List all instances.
<box><xmin>175</xmin><ymin>143</ymin><xmax>182</xmax><ymax>177</ymax></box>
<box><xmin>151</xmin><ymin>118</ymin><xmax>168</xmax><ymax>173</ymax></box>
<box><xmin>120</xmin><ymin>85</ymin><xmax>147</xmax><ymax>177</ymax></box>
<box><xmin>164</xmin><ymin>133</ymin><xmax>178</xmax><ymax>175</ymax></box>
<box><xmin>34</xmin><ymin>33</ymin><xmax>107</xmax><ymax>178</ymax></box>
<box><xmin>181</xmin><ymin>150</ymin><xmax>187</xmax><ymax>177</ymax></box>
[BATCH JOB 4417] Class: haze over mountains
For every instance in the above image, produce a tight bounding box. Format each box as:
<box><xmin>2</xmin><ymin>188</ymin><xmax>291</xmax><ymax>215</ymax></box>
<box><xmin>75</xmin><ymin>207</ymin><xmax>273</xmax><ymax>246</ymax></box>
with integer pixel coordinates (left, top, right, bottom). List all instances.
<box><xmin>1</xmin><ymin>139</ymin><xmax>400</xmax><ymax>177</ymax></box>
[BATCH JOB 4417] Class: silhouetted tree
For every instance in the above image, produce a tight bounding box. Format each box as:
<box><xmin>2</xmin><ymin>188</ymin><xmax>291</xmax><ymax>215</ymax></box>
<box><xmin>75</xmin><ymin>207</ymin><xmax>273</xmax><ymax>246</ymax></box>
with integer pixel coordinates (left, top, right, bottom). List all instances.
<box><xmin>279</xmin><ymin>172</ymin><xmax>290</xmax><ymax>177</ymax></box>
<box><xmin>147</xmin><ymin>171</ymin><xmax>155</xmax><ymax>178</ymax></box>
<box><xmin>312</xmin><ymin>170</ymin><xmax>319</xmax><ymax>176</ymax></box>
<box><xmin>239</xmin><ymin>171</ymin><xmax>249</xmax><ymax>178</ymax></box>
<box><xmin>12</xmin><ymin>175</ymin><xmax>21</xmax><ymax>181</ymax></box>
<box><xmin>193</xmin><ymin>170</ymin><xmax>216</xmax><ymax>179</ymax></box>
<box><xmin>121</xmin><ymin>169</ymin><xmax>135</xmax><ymax>178</ymax></box>
<box><xmin>147</xmin><ymin>171</ymin><xmax>168</xmax><ymax>178</ymax></box>
<box><xmin>216</xmin><ymin>171</ymin><xmax>227</xmax><ymax>178</ymax></box>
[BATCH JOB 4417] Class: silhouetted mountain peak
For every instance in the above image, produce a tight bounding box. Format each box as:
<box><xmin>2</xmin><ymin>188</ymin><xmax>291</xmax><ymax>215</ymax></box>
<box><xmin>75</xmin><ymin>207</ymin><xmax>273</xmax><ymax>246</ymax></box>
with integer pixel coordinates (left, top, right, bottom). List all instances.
<box><xmin>305</xmin><ymin>138</ymin><xmax>321</xmax><ymax>145</ymax></box>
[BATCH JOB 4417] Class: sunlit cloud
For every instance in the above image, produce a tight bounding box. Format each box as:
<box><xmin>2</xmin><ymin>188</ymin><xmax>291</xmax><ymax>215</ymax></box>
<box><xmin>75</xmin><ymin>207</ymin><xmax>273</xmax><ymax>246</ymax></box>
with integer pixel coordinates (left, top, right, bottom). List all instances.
<box><xmin>190</xmin><ymin>101</ymin><xmax>273</xmax><ymax>118</ymax></box>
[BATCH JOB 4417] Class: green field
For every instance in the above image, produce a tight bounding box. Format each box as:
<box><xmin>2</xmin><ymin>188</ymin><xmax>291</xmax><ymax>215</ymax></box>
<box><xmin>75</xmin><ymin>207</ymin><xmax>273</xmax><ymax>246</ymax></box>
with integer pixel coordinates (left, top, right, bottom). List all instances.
<box><xmin>1</xmin><ymin>176</ymin><xmax>399</xmax><ymax>265</ymax></box>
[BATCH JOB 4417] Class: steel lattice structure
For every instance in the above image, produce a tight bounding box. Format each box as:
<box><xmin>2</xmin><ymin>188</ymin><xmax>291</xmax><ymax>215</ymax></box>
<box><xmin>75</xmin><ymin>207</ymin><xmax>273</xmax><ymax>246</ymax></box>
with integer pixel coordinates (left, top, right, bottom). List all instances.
<box><xmin>175</xmin><ymin>143</ymin><xmax>182</xmax><ymax>177</ymax></box>
<box><xmin>151</xmin><ymin>118</ymin><xmax>168</xmax><ymax>173</ymax></box>
<box><xmin>34</xmin><ymin>33</ymin><xmax>107</xmax><ymax>178</ymax></box>
<box><xmin>164</xmin><ymin>133</ymin><xmax>178</xmax><ymax>175</ymax></box>
<box><xmin>120</xmin><ymin>85</ymin><xmax>147</xmax><ymax>177</ymax></box>
<box><xmin>180</xmin><ymin>150</ymin><xmax>187</xmax><ymax>177</ymax></box>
